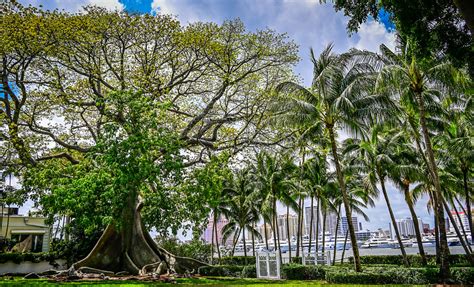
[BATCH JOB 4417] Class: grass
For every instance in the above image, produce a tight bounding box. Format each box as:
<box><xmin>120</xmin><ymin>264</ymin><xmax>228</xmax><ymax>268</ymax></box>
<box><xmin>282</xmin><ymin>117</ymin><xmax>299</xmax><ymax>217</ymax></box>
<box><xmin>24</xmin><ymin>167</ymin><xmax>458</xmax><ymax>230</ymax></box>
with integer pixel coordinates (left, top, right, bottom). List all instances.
<box><xmin>0</xmin><ymin>277</ymin><xmax>429</xmax><ymax>286</ymax></box>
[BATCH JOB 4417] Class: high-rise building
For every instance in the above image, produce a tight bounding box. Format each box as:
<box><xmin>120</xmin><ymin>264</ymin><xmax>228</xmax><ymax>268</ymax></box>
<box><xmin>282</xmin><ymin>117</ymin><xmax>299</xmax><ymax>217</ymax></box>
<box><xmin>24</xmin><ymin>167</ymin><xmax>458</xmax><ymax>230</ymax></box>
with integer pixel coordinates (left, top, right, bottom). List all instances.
<box><xmin>276</xmin><ymin>214</ymin><xmax>298</xmax><ymax>241</ymax></box>
<box><xmin>449</xmin><ymin>210</ymin><xmax>471</xmax><ymax>233</ymax></box>
<box><xmin>391</xmin><ymin>217</ymin><xmax>424</xmax><ymax>238</ymax></box>
<box><xmin>339</xmin><ymin>216</ymin><xmax>359</xmax><ymax>234</ymax></box>
<box><xmin>305</xmin><ymin>205</ymin><xmax>319</xmax><ymax>238</ymax></box>
<box><xmin>201</xmin><ymin>215</ymin><xmax>233</xmax><ymax>246</ymax></box>
<box><xmin>257</xmin><ymin>222</ymin><xmax>273</xmax><ymax>243</ymax></box>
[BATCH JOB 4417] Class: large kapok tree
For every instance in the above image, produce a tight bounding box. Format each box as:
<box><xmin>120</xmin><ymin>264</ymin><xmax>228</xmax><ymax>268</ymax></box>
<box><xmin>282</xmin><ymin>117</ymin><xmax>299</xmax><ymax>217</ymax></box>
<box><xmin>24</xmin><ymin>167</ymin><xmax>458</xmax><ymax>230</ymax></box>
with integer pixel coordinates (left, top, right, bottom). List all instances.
<box><xmin>0</xmin><ymin>2</ymin><xmax>298</xmax><ymax>274</ymax></box>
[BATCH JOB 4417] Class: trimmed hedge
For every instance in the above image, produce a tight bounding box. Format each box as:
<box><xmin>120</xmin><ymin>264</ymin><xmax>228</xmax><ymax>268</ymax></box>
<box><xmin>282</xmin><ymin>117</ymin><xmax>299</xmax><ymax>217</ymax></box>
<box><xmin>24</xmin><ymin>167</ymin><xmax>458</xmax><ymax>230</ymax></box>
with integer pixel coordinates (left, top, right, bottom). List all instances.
<box><xmin>241</xmin><ymin>265</ymin><xmax>257</xmax><ymax>278</ymax></box>
<box><xmin>348</xmin><ymin>254</ymin><xmax>471</xmax><ymax>267</ymax></box>
<box><xmin>325</xmin><ymin>267</ymin><xmax>434</xmax><ymax>284</ymax></box>
<box><xmin>219</xmin><ymin>256</ymin><xmax>255</xmax><ymax>265</ymax></box>
<box><xmin>282</xmin><ymin>263</ymin><xmax>325</xmax><ymax>280</ymax></box>
<box><xmin>197</xmin><ymin>265</ymin><xmax>244</xmax><ymax>277</ymax></box>
<box><xmin>0</xmin><ymin>252</ymin><xmax>61</xmax><ymax>264</ymax></box>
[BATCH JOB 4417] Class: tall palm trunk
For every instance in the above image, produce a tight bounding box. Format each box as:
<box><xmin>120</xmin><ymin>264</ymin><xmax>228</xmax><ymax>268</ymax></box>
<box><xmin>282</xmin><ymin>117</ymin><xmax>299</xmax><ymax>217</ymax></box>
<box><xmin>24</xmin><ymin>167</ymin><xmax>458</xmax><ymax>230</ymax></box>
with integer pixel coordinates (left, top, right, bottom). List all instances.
<box><xmin>341</xmin><ymin>229</ymin><xmax>349</xmax><ymax>264</ymax></box>
<box><xmin>274</xmin><ymin>198</ymin><xmax>283</xmax><ymax>265</ymax></box>
<box><xmin>243</xmin><ymin>227</ymin><xmax>247</xmax><ymax>259</ymax></box>
<box><xmin>322</xmin><ymin>209</ymin><xmax>327</xmax><ymax>253</ymax></box>
<box><xmin>434</xmin><ymin>211</ymin><xmax>440</xmax><ymax>264</ymax></box>
<box><xmin>4</xmin><ymin>205</ymin><xmax>10</xmax><ymax>239</ymax></box>
<box><xmin>296</xmin><ymin>197</ymin><xmax>302</xmax><ymax>258</ymax></box>
<box><xmin>441</xmin><ymin>198</ymin><xmax>473</xmax><ymax>260</ymax></box>
<box><xmin>379</xmin><ymin>174</ymin><xmax>409</xmax><ymax>267</ymax></box>
<box><xmin>231</xmin><ymin>228</ymin><xmax>242</xmax><ymax>256</ymax></box>
<box><xmin>211</xmin><ymin>216</ymin><xmax>215</xmax><ymax>264</ymax></box>
<box><xmin>332</xmin><ymin>205</ymin><xmax>341</xmax><ymax>265</ymax></box>
<box><xmin>402</xmin><ymin>181</ymin><xmax>427</xmax><ymax>266</ymax></box>
<box><xmin>315</xmin><ymin>197</ymin><xmax>321</xmax><ymax>253</ymax></box>
<box><xmin>452</xmin><ymin>200</ymin><xmax>472</xmax><ymax>252</ymax></box>
<box><xmin>308</xmin><ymin>196</ymin><xmax>315</xmax><ymax>253</ymax></box>
<box><xmin>264</xmin><ymin>219</ymin><xmax>269</xmax><ymax>251</ymax></box>
<box><xmin>327</xmin><ymin>125</ymin><xmax>362</xmax><ymax>272</ymax></box>
<box><xmin>214</xmin><ymin>213</ymin><xmax>221</xmax><ymax>260</ymax></box>
<box><xmin>299</xmin><ymin>199</ymin><xmax>305</xmax><ymax>258</ymax></box>
<box><xmin>416</xmin><ymin>92</ymin><xmax>450</xmax><ymax>280</ymax></box>
<box><xmin>286</xmin><ymin>205</ymin><xmax>292</xmax><ymax>261</ymax></box>
<box><xmin>462</xmin><ymin>168</ymin><xmax>473</xmax><ymax>243</ymax></box>
<box><xmin>251</xmin><ymin>222</ymin><xmax>256</xmax><ymax>257</ymax></box>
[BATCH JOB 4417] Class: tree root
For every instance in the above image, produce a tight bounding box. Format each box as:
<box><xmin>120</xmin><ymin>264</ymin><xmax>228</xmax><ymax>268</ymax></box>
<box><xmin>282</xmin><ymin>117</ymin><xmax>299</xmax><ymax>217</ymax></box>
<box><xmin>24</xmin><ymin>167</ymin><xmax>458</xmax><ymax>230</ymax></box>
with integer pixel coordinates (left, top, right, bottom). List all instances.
<box><xmin>70</xmin><ymin>201</ymin><xmax>209</xmax><ymax>276</ymax></box>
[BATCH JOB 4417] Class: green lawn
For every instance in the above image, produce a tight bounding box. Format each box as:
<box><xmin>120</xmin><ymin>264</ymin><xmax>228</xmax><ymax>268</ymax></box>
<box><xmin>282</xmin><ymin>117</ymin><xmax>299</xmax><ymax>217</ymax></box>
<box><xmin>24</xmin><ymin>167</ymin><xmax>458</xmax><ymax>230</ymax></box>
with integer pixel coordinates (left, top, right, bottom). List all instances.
<box><xmin>0</xmin><ymin>277</ymin><xmax>428</xmax><ymax>286</ymax></box>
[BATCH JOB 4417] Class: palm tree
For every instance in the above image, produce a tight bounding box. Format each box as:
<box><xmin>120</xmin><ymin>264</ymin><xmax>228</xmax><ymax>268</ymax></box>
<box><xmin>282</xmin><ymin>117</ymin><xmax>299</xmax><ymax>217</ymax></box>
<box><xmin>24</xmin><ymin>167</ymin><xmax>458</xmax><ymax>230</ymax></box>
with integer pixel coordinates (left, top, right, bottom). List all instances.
<box><xmin>369</xmin><ymin>42</ymin><xmax>469</xmax><ymax>279</ymax></box>
<box><xmin>221</xmin><ymin>168</ymin><xmax>262</xmax><ymax>260</ymax></box>
<box><xmin>343</xmin><ymin>126</ymin><xmax>410</xmax><ymax>267</ymax></box>
<box><xmin>254</xmin><ymin>151</ymin><xmax>296</xmax><ymax>264</ymax></box>
<box><xmin>276</xmin><ymin>44</ymin><xmax>389</xmax><ymax>272</ymax></box>
<box><xmin>388</xmin><ymin>131</ymin><xmax>428</xmax><ymax>266</ymax></box>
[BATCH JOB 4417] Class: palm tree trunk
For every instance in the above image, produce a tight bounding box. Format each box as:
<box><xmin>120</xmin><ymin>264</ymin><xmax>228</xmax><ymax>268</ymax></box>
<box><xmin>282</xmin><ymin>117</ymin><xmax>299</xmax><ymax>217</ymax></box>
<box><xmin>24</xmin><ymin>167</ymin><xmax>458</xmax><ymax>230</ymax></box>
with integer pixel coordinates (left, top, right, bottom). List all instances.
<box><xmin>264</xmin><ymin>219</ymin><xmax>269</xmax><ymax>251</ymax></box>
<box><xmin>211</xmin><ymin>215</ymin><xmax>215</xmax><ymax>264</ymax></box>
<box><xmin>332</xmin><ymin>205</ymin><xmax>341</xmax><ymax>265</ymax></box>
<box><xmin>402</xmin><ymin>182</ymin><xmax>427</xmax><ymax>265</ymax></box>
<box><xmin>308</xmin><ymin>196</ymin><xmax>315</xmax><ymax>254</ymax></box>
<box><xmin>452</xmin><ymin>200</ymin><xmax>472</xmax><ymax>252</ymax></box>
<box><xmin>214</xmin><ymin>213</ymin><xmax>221</xmax><ymax>261</ymax></box>
<box><xmin>442</xmin><ymin>197</ymin><xmax>473</xmax><ymax>260</ymax></box>
<box><xmin>231</xmin><ymin>228</ymin><xmax>242</xmax><ymax>256</ymax></box>
<box><xmin>341</xmin><ymin>229</ymin><xmax>349</xmax><ymax>264</ymax></box>
<box><xmin>315</xmin><ymin>197</ymin><xmax>320</xmax><ymax>254</ymax></box>
<box><xmin>379</xmin><ymin>174</ymin><xmax>409</xmax><ymax>267</ymax></box>
<box><xmin>252</xmin><ymin>222</ymin><xmax>256</xmax><ymax>257</ymax></box>
<box><xmin>4</xmin><ymin>205</ymin><xmax>10</xmax><ymax>238</ymax></box>
<box><xmin>462</xmin><ymin>168</ymin><xmax>473</xmax><ymax>244</ymax></box>
<box><xmin>296</xmin><ymin>197</ymin><xmax>302</xmax><ymax>258</ymax></box>
<box><xmin>272</xmin><ymin>205</ymin><xmax>278</xmax><ymax>254</ymax></box>
<box><xmin>322</xmin><ymin>208</ymin><xmax>327</xmax><ymax>254</ymax></box>
<box><xmin>434</xmin><ymin>211</ymin><xmax>440</xmax><ymax>264</ymax></box>
<box><xmin>416</xmin><ymin>92</ymin><xmax>450</xmax><ymax>280</ymax></box>
<box><xmin>299</xmin><ymin>199</ymin><xmax>305</xmax><ymax>259</ymax></box>
<box><xmin>327</xmin><ymin>125</ymin><xmax>361</xmax><ymax>272</ymax></box>
<box><xmin>286</xmin><ymin>205</ymin><xmax>292</xmax><ymax>261</ymax></box>
<box><xmin>243</xmin><ymin>227</ymin><xmax>247</xmax><ymax>259</ymax></box>
<box><xmin>274</xmin><ymin>199</ymin><xmax>283</xmax><ymax>265</ymax></box>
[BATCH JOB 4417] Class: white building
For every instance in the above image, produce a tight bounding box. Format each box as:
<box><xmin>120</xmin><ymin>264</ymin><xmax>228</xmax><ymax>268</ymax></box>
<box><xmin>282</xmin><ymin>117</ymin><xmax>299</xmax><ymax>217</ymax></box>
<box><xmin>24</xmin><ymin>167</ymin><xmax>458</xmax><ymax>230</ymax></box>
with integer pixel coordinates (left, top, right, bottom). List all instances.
<box><xmin>391</xmin><ymin>217</ymin><xmax>424</xmax><ymax>238</ymax></box>
<box><xmin>449</xmin><ymin>210</ymin><xmax>471</xmax><ymax>233</ymax></box>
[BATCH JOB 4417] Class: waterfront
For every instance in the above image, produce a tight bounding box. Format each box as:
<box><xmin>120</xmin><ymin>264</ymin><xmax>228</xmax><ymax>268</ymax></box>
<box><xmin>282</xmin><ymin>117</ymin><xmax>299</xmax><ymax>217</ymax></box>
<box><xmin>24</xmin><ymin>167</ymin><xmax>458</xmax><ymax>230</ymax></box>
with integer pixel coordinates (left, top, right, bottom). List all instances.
<box><xmin>234</xmin><ymin>246</ymin><xmax>468</xmax><ymax>262</ymax></box>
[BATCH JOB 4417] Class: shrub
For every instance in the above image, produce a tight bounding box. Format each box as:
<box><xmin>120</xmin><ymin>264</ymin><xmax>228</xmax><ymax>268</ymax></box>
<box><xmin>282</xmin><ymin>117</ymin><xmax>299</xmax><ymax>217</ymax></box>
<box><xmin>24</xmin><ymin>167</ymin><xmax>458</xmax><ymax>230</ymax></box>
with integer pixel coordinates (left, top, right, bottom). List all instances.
<box><xmin>325</xmin><ymin>267</ymin><xmax>430</xmax><ymax>284</ymax></box>
<box><xmin>451</xmin><ymin>267</ymin><xmax>474</xmax><ymax>285</ymax></box>
<box><xmin>290</xmin><ymin>256</ymin><xmax>302</xmax><ymax>264</ymax></box>
<box><xmin>197</xmin><ymin>265</ymin><xmax>244</xmax><ymax>277</ymax></box>
<box><xmin>348</xmin><ymin>254</ymin><xmax>470</xmax><ymax>267</ymax></box>
<box><xmin>241</xmin><ymin>265</ymin><xmax>257</xmax><ymax>278</ymax></box>
<box><xmin>281</xmin><ymin>263</ymin><xmax>326</xmax><ymax>280</ymax></box>
<box><xmin>219</xmin><ymin>256</ymin><xmax>256</xmax><ymax>265</ymax></box>
<box><xmin>0</xmin><ymin>252</ymin><xmax>62</xmax><ymax>265</ymax></box>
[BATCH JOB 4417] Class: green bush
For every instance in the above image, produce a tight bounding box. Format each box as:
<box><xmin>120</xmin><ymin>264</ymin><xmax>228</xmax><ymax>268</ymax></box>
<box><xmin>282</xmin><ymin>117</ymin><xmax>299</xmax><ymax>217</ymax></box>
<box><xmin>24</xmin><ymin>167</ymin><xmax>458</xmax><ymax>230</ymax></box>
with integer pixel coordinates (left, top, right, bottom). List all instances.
<box><xmin>241</xmin><ymin>265</ymin><xmax>257</xmax><ymax>278</ymax></box>
<box><xmin>197</xmin><ymin>265</ymin><xmax>244</xmax><ymax>277</ymax></box>
<box><xmin>348</xmin><ymin>254</ymin><xmax>470</xmax><ymax>267</ymax></box>
<box><xmin>451</xmin><ymin>267</ymin><xmax>474</xmax><ymax>285</ymax></box>
<box><xmin>281</xmin><ymin>263</ymin><xmax>326</xmax><ymax>280</ymax></box>
<box><xmin>0</xmin><ymin>252</ymin><xmax>62</xmax><ymax>265</ymax></box>
<box><xmin>219</xmin><ymin>256</ymin><xmax>255</xmax><ymax>265</ymax></box>
<box><xmin>290</xmin><ymin>256</ymin><xmax>302</xmax><ymax>264</ymax></box>
<box><xmin>325</xmin><ymin>267</ymin><xmax>430</xmax><ymax>284</ymax></box>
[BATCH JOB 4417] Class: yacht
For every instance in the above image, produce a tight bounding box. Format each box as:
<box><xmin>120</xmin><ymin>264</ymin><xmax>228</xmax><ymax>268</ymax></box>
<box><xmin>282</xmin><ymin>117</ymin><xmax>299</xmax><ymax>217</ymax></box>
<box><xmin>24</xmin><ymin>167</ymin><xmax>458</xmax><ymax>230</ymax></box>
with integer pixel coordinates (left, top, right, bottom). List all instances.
<box><xmin>361</xmin><ymin>236</ymin><xmax>397</xmax><ymax>248</ymax></box>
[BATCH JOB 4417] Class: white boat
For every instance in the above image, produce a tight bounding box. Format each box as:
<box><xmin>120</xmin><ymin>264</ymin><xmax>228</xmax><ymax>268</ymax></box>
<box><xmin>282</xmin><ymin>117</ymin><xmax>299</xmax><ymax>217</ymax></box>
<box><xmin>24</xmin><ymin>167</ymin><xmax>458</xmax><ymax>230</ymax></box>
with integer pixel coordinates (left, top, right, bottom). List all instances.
<box><xmin>361</xmin><ymin>236</ymin><xmax>397</xmax><ymax>248</ymax></box>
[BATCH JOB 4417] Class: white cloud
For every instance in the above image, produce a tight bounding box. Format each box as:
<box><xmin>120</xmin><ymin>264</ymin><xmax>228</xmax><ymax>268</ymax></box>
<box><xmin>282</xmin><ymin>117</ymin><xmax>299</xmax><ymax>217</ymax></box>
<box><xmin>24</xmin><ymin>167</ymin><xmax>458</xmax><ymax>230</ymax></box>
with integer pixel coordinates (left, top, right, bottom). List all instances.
<box><xmin>353</xmin><ymin>21</ymin><xmax>396</xmax><ymax>53</ymax></box>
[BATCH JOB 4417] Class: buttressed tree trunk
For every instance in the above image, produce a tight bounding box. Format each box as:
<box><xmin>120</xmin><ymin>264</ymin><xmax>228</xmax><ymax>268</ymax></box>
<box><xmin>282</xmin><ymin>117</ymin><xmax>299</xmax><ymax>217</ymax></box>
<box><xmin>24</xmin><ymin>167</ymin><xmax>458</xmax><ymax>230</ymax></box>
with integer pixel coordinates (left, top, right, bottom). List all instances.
<box><xmin>73</xmin><ymin>196</ymin><xmax>208</xmax><ymax>275</ymax></box>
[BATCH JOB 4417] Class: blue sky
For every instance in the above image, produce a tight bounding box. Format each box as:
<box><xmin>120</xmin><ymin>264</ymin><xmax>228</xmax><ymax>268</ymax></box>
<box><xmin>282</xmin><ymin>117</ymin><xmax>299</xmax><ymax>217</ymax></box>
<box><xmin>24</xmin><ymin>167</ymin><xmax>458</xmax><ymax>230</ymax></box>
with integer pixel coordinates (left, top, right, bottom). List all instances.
<box><xmin>18</xmin><ymin>0</ymin><xmax>433</xmax><ymax>231</ymax></box>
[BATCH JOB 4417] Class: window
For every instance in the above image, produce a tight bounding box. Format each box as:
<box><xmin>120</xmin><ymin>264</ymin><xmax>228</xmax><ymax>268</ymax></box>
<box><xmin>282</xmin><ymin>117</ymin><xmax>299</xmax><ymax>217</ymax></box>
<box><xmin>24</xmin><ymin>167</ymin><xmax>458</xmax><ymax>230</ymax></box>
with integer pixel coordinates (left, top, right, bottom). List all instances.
<box><xmin>11</xmin><ymin>234</ymin><xmax>44</xmax><ymax>252</ymax></box>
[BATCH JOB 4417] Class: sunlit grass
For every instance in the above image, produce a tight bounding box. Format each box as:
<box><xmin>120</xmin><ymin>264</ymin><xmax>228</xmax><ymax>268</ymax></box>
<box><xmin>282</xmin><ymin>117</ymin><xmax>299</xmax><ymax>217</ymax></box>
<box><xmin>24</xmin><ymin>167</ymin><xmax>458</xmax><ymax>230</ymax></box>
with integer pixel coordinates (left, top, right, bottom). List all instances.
<box><xmin>0</xmin><ymin>277</ymin><xmax>429</xmax><ymax>286</ymax></box>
